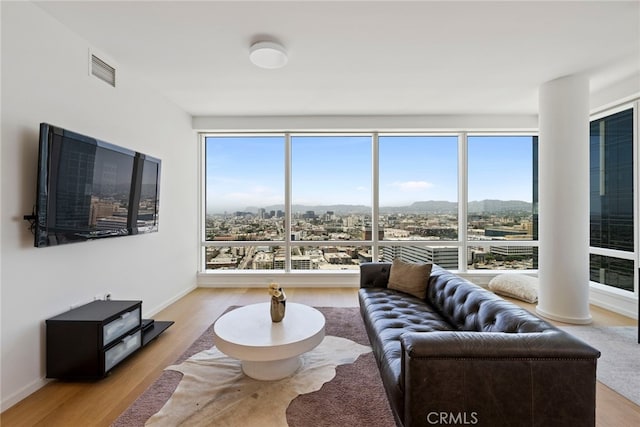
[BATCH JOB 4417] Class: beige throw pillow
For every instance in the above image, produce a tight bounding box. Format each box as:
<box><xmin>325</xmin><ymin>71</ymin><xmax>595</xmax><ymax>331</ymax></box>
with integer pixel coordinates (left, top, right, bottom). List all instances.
<box><xmin>388</xmin><ymin>259</ymin><xmax>433</xmax><ymax>299</ymax></box>
<box><xmin>488</xmin><ymin>274</ymin><xmax>538</xmax><ymax>303</ymax></box>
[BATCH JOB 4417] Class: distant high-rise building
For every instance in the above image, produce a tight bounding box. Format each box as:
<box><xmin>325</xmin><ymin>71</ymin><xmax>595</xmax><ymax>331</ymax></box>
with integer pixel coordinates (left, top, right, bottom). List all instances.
<box><xmin>325</xmin><ymin>252</ymin><xmax>352</xmax><ymax>265</ymax></box>
<box><xmin>490</xmin><ymin>246</ymin><xmax>533</xmax><ymax>257</ymax></box>
<box><xmin>589</xmin><ymin>108</ymin><xmax>634</xmax><ymax>291</ymax></box>
<box><xmin>253</xmin><ymin>251</ymin><xmax>274</xmax><ymax>269</ymax></box>
<box><xmin>484</xmin><ymin>227</ymin><xmax>529</xmax><ymax>237</ymax></box>
<box><xmin>291</xmin><ymin>255</ymin><xmax>312</xmax><ymax>270</ymax></box>
<box><xmin>362</xmin><ymin>226</ymin><xmax>384</xmax><ymax>240</ymax></box>
<box><xmin>381</xmin><ymin>245</ymin><xmax>458</xmax><ymax>269</ymax></box>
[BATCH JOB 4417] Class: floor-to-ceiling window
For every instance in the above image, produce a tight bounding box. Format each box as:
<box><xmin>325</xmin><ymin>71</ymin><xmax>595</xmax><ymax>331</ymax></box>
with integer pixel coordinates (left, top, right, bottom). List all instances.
<box><xmin>467</xmin><ymin>135</ymin><xmax>538</xmax><ymax>270</ymax></box>
<box><xmin>290</xmin><ymin>135</ymin><xmax>372</xmax><ymax>270</ymax></box>
<box><xmin>202</xmin><ymin>132</ymin><xmax>538</xmax><ymax>273</ymax></box>
<box><xmin>589</xmin><ymin>107</ymin><xmax>636</xmax><ymax>292</ymax></box>
<box><xmin>203</xmin><ymin>135</ymin><xmax>285</xmax><ymax>270</ymax></box>
<box><xmin>378</xmin><ymin>135</ymin><xmax>459</xmax><ymax>269</ymax></box>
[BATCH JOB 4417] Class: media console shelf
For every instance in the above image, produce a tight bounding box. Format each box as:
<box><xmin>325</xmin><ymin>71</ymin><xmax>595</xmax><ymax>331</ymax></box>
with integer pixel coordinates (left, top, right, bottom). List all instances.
<box><xmin>46</xmin><ymin>300</ymin><xmax>173</xmax><ymax>379</ymax></box>
<box><xmin>142</xmin><ymin>319</ymin><xmax>174</xmax><ymax>346</ymax></box>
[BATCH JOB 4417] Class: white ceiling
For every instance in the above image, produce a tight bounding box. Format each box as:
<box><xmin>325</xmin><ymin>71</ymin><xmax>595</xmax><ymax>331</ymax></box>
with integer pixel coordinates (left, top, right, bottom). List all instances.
<box><xmin>34</xmin><ymin>0</ymin><xmax>640</xmax><ymax>117</ymax></box>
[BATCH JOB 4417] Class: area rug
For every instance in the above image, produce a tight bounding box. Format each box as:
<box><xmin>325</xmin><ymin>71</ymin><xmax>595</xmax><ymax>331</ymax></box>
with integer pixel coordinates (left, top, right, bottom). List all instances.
<box><xmin>561</xmin><ymin>325</ymin><xmax>639</xmax><ymax>405</ymax></box>
<box><xmin>112</xmin><ymin>307</ymin><xmax>395</xmax><ymax>427</ymax></box>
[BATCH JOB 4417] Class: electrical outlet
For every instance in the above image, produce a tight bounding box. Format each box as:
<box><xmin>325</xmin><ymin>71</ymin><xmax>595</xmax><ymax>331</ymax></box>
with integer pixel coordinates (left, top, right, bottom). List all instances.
<box><xmin>92</xmin><ymin>293</ymin><xmax>112</xmax><ymax>301</ymax></box>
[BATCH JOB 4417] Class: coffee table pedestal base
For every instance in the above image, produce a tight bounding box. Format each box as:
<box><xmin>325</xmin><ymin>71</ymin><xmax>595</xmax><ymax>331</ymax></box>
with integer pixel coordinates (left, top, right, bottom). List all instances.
<box><xmin>213</xmin><ymin>303</ymin><xmax>325</xmax><ymax>381</ymax></box>
<box><xmin>242</xmin><ymin>356</ymin><xmax>300</xmax><ymax>380</ymax></box>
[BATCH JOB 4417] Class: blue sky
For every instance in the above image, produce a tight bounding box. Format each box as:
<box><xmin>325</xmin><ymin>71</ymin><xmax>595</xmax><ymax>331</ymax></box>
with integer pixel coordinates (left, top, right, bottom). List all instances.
<box><xmin>205</xmin><ymin>135</ymin><xmax>533</xmax><ymax>213</ymax></box>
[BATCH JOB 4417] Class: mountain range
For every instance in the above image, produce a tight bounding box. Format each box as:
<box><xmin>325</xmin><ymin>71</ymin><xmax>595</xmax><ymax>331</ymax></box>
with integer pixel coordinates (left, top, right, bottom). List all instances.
<box><xmin>242</xmin><ymin>200</ymin><xmax>533</xmax><ymax>215</ymax></box>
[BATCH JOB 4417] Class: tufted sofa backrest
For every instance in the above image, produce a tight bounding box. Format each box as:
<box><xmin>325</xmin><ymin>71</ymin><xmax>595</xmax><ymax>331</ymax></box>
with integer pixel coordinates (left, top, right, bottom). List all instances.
<box><xmin>426</xmin><ymin>265</ymin><xmax>554</xmax><ymax>333</ymax></box>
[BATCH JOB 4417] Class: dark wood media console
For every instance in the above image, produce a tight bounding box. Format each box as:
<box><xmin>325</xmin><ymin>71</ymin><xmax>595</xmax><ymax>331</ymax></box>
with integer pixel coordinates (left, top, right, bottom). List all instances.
<box><xmin>46</xmin><ymin>300</ymin><xmax>173</xmax><ymax>379</ymax></box>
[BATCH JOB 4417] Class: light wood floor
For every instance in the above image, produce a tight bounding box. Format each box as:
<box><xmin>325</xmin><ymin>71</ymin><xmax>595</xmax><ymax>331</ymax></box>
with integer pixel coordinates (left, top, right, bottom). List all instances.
<box><xmin>1</xmin><ymin>287</ymin><xmax>638</xmax><ymax>427</ymax></box>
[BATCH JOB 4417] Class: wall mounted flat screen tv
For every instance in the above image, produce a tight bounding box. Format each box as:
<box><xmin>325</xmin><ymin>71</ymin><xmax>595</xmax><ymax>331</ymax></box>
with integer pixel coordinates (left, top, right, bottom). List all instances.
<box><xmin>33</xmin><ymin>123</ymin><xmax>161</xmax><ymax>248</ymax></box>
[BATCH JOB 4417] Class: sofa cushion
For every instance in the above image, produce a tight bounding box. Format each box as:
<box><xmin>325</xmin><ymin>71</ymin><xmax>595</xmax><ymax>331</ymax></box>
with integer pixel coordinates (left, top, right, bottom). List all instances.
<box><xmin>488</xmin><ymin>273</ymin><xmax>538</xmax><ymax>303</ymax></box>
<box><xmin>387</xmin><ymin>259</ymin><xmax>432</xmax><ymax>299</ymax></box>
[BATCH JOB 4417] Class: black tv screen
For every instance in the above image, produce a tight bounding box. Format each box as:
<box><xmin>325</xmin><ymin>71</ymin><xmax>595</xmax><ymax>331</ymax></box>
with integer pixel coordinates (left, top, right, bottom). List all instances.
<box><xmin>34</xmin><ymin>123</ymin><xmax>161</xmax><ymax>247</ymax></box>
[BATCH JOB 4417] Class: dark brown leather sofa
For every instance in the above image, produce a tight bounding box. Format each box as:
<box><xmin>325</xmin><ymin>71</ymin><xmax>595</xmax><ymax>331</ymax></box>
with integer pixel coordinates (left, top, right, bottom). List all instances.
<box><xmin>359</xmin><ymin>262</ymin><xmax>601</xmax><ymax>427</ymax></box>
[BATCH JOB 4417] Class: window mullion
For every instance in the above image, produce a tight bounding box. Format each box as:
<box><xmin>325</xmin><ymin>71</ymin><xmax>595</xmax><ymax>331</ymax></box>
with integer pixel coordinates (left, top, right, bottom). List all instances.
<box><xmin>199</xmin><ymin>134</ymin><xmax>206</xmax><ymax>271</ymax></box>
<box><xmin>634</xmin><ymin>101</ymin><xmax>639</xmax><ymax>297</ymax></box>
<box><xmin>458</xmin><ymin>132</ymin><xmax>468</xmax><ymax>272</ymax></box>
<box><xmin>285</xmin><ymin>133</ymin><xmax>292</xmax><ymax>272</ymax></box>
<box><xmin>372</xmin><ymin>133</ymin><xmax>380</xmax><ymax>261</ymax></box>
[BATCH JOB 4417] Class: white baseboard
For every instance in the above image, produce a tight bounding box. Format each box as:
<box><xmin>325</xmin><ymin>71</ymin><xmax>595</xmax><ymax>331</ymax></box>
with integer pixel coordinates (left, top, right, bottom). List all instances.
<box><xmin>144</xmin><ymin>283</ymin><xmax>198</xmax><ymax>318</ymax></box>
<box><xmin>1</xmin><ymin>377</ymin><xmax>51</xmax><ymax>413</ymax></box>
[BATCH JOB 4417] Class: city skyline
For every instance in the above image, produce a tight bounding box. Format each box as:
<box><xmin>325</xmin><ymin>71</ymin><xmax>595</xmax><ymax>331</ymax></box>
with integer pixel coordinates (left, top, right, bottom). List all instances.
<box><xmin>208</xmin><ymin>199</ymin><xmax>534</xmax><ymax>217</ymax></box>
<box><xmin>205</xmin><ymin>134</ymin><xmax>534</xmax><ymax>213</ymax></box>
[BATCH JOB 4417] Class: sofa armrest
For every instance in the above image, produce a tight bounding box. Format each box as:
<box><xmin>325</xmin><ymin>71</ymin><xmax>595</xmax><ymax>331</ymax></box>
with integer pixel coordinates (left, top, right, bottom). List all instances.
<box><xmin>400</xmin><ymin>331</ymin><xmax>600</xmax><ymax>427</ymax></box>
<box><xmin>402</xmin><ymin>330</ymin><xmax>600</xmax><ymax>359</ymax></box>
<box><xmin>360</xmin><ymin>262</ymin><xmax>392</xmax><ymax>288</ymax></box>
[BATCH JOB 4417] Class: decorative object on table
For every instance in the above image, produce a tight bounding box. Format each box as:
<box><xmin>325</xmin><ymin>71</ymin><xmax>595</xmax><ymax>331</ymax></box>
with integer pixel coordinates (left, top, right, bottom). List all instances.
<box><xmin>268</xmin><ymin>282</ymin><xmax>287</xmax><ymax>322</ymax></box>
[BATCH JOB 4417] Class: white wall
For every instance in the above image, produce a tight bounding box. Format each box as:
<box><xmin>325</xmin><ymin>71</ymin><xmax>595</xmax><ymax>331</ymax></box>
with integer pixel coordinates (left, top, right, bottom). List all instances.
<box><xmin>1</xmin><ymin>2</ymin><xmax>198</xmax><ymax>410</ymax></box>
<box><xmin>192</xmin><ymin>114</ymin><xmax>538</xmax><ymax>132</ymax></box>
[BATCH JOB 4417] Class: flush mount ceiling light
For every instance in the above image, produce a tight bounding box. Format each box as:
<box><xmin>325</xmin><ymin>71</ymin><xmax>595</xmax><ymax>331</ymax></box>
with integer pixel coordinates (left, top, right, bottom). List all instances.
<box><xmin>249</xmin><ymin>41</ymin><xmax>288</xmax><ymax>69</ymax></box>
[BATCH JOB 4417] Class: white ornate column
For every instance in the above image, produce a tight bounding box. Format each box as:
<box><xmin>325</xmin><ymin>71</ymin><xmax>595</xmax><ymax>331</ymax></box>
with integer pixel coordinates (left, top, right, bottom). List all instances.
<box><xmin>537</xmin><ymin>75</ymin><xmax>592</xmax><ymax>324</ymax></box>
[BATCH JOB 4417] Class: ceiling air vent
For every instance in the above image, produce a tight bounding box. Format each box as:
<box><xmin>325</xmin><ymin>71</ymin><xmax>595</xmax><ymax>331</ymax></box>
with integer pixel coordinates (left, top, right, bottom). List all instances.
<box><xmin>90</xmin><ymin>54</ymin><xmax>116</xmax><ymax>87</ymax></box>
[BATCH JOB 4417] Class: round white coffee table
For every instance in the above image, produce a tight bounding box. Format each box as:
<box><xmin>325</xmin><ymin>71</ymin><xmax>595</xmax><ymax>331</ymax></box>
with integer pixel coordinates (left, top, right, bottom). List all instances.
<box><xmin>213</xmin><ymin>302</ymin><xmax>326</xmax><ymax>380</ymax></box>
